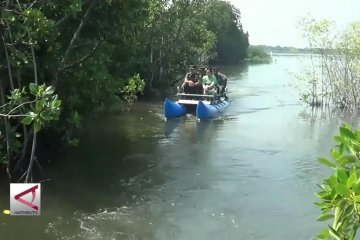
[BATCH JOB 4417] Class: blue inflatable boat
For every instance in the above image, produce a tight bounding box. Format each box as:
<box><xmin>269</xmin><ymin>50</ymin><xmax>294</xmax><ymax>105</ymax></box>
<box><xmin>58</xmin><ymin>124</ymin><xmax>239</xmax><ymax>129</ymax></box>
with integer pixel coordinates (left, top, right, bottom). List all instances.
<box><xmin>164</xmin><ymin>93</ymin><xmax>230</xmax><ymax>120</ymax></box>
<box><xmin>164</xmin><ymin>98</ymin><xmax>187</xmax><ymax>119</ymax></box>
<box><xmin>196</xmin><ymin>99</ymin><xmax>230</xmax><ymax>120</ymax></box>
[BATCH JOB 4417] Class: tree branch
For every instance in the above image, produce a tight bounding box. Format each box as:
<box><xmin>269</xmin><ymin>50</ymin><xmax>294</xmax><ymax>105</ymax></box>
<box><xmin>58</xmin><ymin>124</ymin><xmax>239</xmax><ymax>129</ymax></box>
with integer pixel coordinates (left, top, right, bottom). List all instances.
<box><xmin>62</xmin><ymin>41</ymin><xmax>101</xmax><ymax>71</ymax></box>
<box><xmin>0</xmin><ymin>102</ymin><xmax>11</xmax><ymax>109</ymax></box>
<box><xmin>25</xmin><ymin>131</ymin><xmax>36</xmax><ymax>183</ymax></box>
<box><xmin>0</xmin><ymin>113</ymin><xmax>30</xmax><ymax>117</ymax></box>
<box><xmin>6</xmin><ymin>99</ymin><xmax>36</xmax><ymax>116</ymax></box>
<box><xmin>31</xmin><ymin>45</ymin><xmax>38</xmax><ymax>84</ymax></box>
<box><xmin>17</xmin><ymin>168</ymin><xmax>28</xmax><ymax>182</ymax></box>
<box><xmin>29</xmin><ymin>0</ymin><xmax>39</xmax><ymax>8</ymax></box>
<box><xmin>53</xmin><ymin>0</ymin><xmax>97</xmax><ymax>86</ymax></box>
<box><xmin>55</xmin><ymin>14</ymin><xmax>70</xmax><ymax>27</ymax></box>
<box><xmin>0</xmin><ymin>80</ymin><xmax>12</xmax><ymax>179</ymax></box>
<box><xmin>14</xmin><ymin>127</ymin><xmax>32</xmax><ymax>173</ymax></box>
<box><xmin>1</xmin><ymin>33</ymin><xmax>15</xmax><ymax>90</ymax></box>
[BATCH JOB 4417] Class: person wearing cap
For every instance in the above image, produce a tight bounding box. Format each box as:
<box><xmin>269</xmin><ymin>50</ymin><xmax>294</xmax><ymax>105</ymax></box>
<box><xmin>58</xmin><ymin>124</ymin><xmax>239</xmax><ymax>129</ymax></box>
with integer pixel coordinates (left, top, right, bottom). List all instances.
<box><xmin>180</xmin><ymin>65</ymin><xmax>202</xmax><ymax>94</ymax></box>
<box><xmin>213</xmin><ymin>67</ymin><xmax>227</xmax><ymax>94</ymax></box>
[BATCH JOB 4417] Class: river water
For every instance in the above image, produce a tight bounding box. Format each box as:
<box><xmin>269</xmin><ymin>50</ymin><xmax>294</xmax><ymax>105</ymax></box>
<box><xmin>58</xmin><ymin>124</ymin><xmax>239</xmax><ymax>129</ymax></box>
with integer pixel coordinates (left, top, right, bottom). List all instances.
<box><xmin>1</xmin><ymin>55</ymin><xmax>359</xmax><ymax>240</ymax></box>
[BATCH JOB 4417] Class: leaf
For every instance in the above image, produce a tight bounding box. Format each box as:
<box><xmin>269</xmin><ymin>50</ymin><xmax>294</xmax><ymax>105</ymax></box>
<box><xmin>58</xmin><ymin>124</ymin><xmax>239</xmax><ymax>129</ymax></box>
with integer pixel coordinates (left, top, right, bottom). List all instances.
<box><xmin>340</xmin><ymin>126</ymin><xmax>356</xmax><ymax>140</ymax></box>
<box><xmin>314</xmin><ymin>201</ymin><xmax>332</xmax><ymax>209</ymax></box>
<box><xmin>334</xmin><ymin>135</ymin><xmax>346</xmax><ymax>143</ymax></box>
<box><xmin>339</xmin><ymin>143</ymin><xmax>345</xmax><ymax>155</ymax></box>
<box><xmin>347</xmin><ymin>171</ymin><xmax>358</xmax><ymax>188</ymax></box>
<box><xmin>337</xmin><ymin>155</ymin><xmax>358</xmax><ymax>165</ymax></box>
<box><xmin>327</xmin><ymin>175</ymin><xmax>338</xmax><ymax>187</ymax></box>
<box><xmin>52</xmin><ymin>99</ymin><xmax>61</xmax><ymax>108</ymax></box>
<box><xmin>336</xmin><ymin>168</ymin><xmax>348</xmax><ymax>184</ymax></box>
<box><xmin>317</xmin><ymin>183</ymin><xmax>331</xmax><ymax>191</ymax></box>
<box><xmin>316</xmin><ymin>228</ymin><xmax>330</xmax><ymax>239</ymax></box>
<box><xmin>319</xmin><ymin>157</ymin><xmax>336</xmax><ymax>168</ymax></box>
<box><xmin>29</xmin><ymin>83</ymin><xmax>38</xmax><ymax>94</ymax></box>
<box><xmin>37</xmin><ymin>85</ymin><xmax>45</xmax><ymax>96</ymax></box>
<box><xmin>44</xmin><ymin>86</ymin><xmax>55</xmax><ymax>95</ymax></box>
<box><xmin>317</xmin><ymin>213</ymin><xmax>334</xmax><ymax>221</ymax></box>
<box><xmin>40</xmin><ymin>110</ymin><xmax>52</xmax><ymax>121</ymax></box>
<box><xmin>35</xmin><ymin>98</ymin><xmax>45</xmax><ymax>111</ymax></box>
<box><xmin>331</xmin><ymin>149</ymin><xmax>341</xmax><ymax>160</ymax></box>
<box><xmin>348</xmin><ymin>146</ymin><xmax>357</xmax><ymax>156</ymax></box>
<box><xmin>21</xmin><ymin>116</ymin><xmax>33</xmax><ymax>125</ymax></box>
<box><xmin>315</xmin><ymin>191</ymin><xmax>332</xmax><ymax>201</ymax></box>
<box><xmin>352</xmin><ymin>179</ymin><xmax>360</xmax><ymax>195</ymax></box>
<box><xmin>335</xmin><ymin>184</ymin><xmax>350</xmax><ymax>197</ymax></box>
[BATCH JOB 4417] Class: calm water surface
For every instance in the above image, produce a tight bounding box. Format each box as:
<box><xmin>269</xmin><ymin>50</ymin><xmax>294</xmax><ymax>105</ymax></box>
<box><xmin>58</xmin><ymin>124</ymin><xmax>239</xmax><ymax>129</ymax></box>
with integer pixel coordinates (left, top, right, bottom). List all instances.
<box><xmin>1</xmin><ymin>55</ymin><xmax>359</xmax><ymax>240</ymax></box>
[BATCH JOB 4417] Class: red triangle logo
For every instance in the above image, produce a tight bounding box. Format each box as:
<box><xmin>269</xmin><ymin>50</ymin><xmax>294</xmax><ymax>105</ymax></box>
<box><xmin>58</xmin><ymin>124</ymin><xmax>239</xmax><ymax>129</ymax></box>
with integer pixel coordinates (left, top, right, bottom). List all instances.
<box><xmin>14</xmin><ymin>185</ymin><xmax>39</xmax><ymax>211</ymax></box>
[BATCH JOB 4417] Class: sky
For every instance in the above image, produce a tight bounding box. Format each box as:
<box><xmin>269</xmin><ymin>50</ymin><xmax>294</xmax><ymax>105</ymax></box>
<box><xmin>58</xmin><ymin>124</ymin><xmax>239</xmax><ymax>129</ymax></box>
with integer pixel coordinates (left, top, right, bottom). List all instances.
<box><xmin>229</xmin><ymin>0</ymin><xmax>360</xmax><ymax>48</ymax></box>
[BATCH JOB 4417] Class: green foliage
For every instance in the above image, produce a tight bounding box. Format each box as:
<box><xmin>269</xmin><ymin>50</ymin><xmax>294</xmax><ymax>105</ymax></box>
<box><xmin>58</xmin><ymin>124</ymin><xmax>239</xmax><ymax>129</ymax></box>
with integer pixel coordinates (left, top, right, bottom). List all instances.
<box><xmin>315</xmin><ymin>124</ymin><xmax>360</xmax><ymax>240</ymax></box>
<box><xmin>0</xmin><ymin>0</ymin><xmax>249</xmax><ymax>179</ymax></box>
<box><xmin>11</xmin><ymin>83</ymin><xmax>61</xmax><ymax>133</ymax></box>
<box><xmin>121</xmin><ymin>74</ymin><xmax>145</xmax><ymax>103</ymax></box>
<box><xmin>21</xmin><ymin>83</ymin><xmax>61</xmax><ymax>132</ymax></box>
<box><xmin>0</xmin><ymin>82</ymin><xmax>61</xmax><ymax>180</ymax></box>
<box><xmin>247</xmin><ymin>46</ymin><xmax>271</xmax><ymax>64</ymax></box>
<box><xmin>297</xmin><ymin>18</ymin><xmax>360</xmax><ymax>109</ymax></box>
<box><xmin>206</xmin><ymin>1</ymin><xmax>249</xmax><ymax>64</ymax></box>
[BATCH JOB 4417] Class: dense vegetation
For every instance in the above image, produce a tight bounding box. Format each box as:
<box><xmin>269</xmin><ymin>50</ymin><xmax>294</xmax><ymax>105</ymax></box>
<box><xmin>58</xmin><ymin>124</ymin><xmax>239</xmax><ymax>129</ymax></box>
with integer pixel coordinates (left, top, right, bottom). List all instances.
<box><xmin>296</xmin><ymin>19</ymin><xmax>360</xmax><ymax>109</ymax></box>
<box><xmin>316</xmin><ymin>124</ymin><xmax>360</xmax><ymax>240</ymax></box>
<box><xmin>246</xmin><ymin>46</ymin><xmax>271</xmax><ymax>64</ymax></box>
<box><xmin>207</xmin><ymin>1</ymin><xmax>249</xmax><ymax>64</ymax></box>
<box><xmin>0</xmin><ymin>0</ymin><xmax>249</xmax><ymax>181</ymax></box>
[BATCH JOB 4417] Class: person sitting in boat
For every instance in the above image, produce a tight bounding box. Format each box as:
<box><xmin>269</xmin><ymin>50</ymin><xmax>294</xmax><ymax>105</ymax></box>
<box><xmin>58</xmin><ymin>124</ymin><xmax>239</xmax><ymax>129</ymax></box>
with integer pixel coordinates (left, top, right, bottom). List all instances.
<box><xmin>199</xmin><ymin>67</ymin><xmax>206</xmax><ymax>78</ymax></box>
<box><xmin>202</xmin><ymin>68</ymin><xmax>220</xmax><ymax>95</ymax></box>
<box><xmin>181</xmin><ymin>65</ymin><xmax>202</xmax><ymax>94</ymax></box>
<box><xmin>213</xmin><ymin>67</ymin><xmax>227</xmax><ymax>94</ymax></box>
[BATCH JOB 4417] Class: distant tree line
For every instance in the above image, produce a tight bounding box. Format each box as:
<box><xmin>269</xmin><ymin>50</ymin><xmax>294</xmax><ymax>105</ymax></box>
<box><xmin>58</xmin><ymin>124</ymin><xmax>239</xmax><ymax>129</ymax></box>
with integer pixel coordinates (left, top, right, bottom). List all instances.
<box><xmin>0</xmin><ymin>0</ymin><xmax>249</xmax><ymax>181</ymax></box>
<box><xmin>252</xmin><ymin>45</ymin><xmax>314</xmax><ymax>54</ymax></box>
<box><xmin>246</xmin><ymin>46</ymin><xmax>271</xmax><ymax>64</ymax></box>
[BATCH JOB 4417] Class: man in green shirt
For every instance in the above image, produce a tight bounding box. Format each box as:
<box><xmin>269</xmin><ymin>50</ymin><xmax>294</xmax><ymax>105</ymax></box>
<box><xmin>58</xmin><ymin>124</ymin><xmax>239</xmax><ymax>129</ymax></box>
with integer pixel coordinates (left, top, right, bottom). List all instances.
<box><xmin>202</xmin><ymin>68</ymin><xmax>219</xmax><ymax>94</ymax></box>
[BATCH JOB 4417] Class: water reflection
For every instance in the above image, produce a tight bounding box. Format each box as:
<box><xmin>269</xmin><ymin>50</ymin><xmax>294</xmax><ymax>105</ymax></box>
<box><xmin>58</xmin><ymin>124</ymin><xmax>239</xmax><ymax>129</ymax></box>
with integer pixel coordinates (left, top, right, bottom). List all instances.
<box><xmin>164</xmin><ymin>118</ymin><xmax>182</xmax><ymax>137</ymax></box>
<box><xmin>220</xmin><ymin>63</ymin><xmax>249</xmax><ymax>81</ymax></box>
<box><xmin>299</xmin><ymin>106</ymin><xmax>360</xmax><ymax>127</ymax></box>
